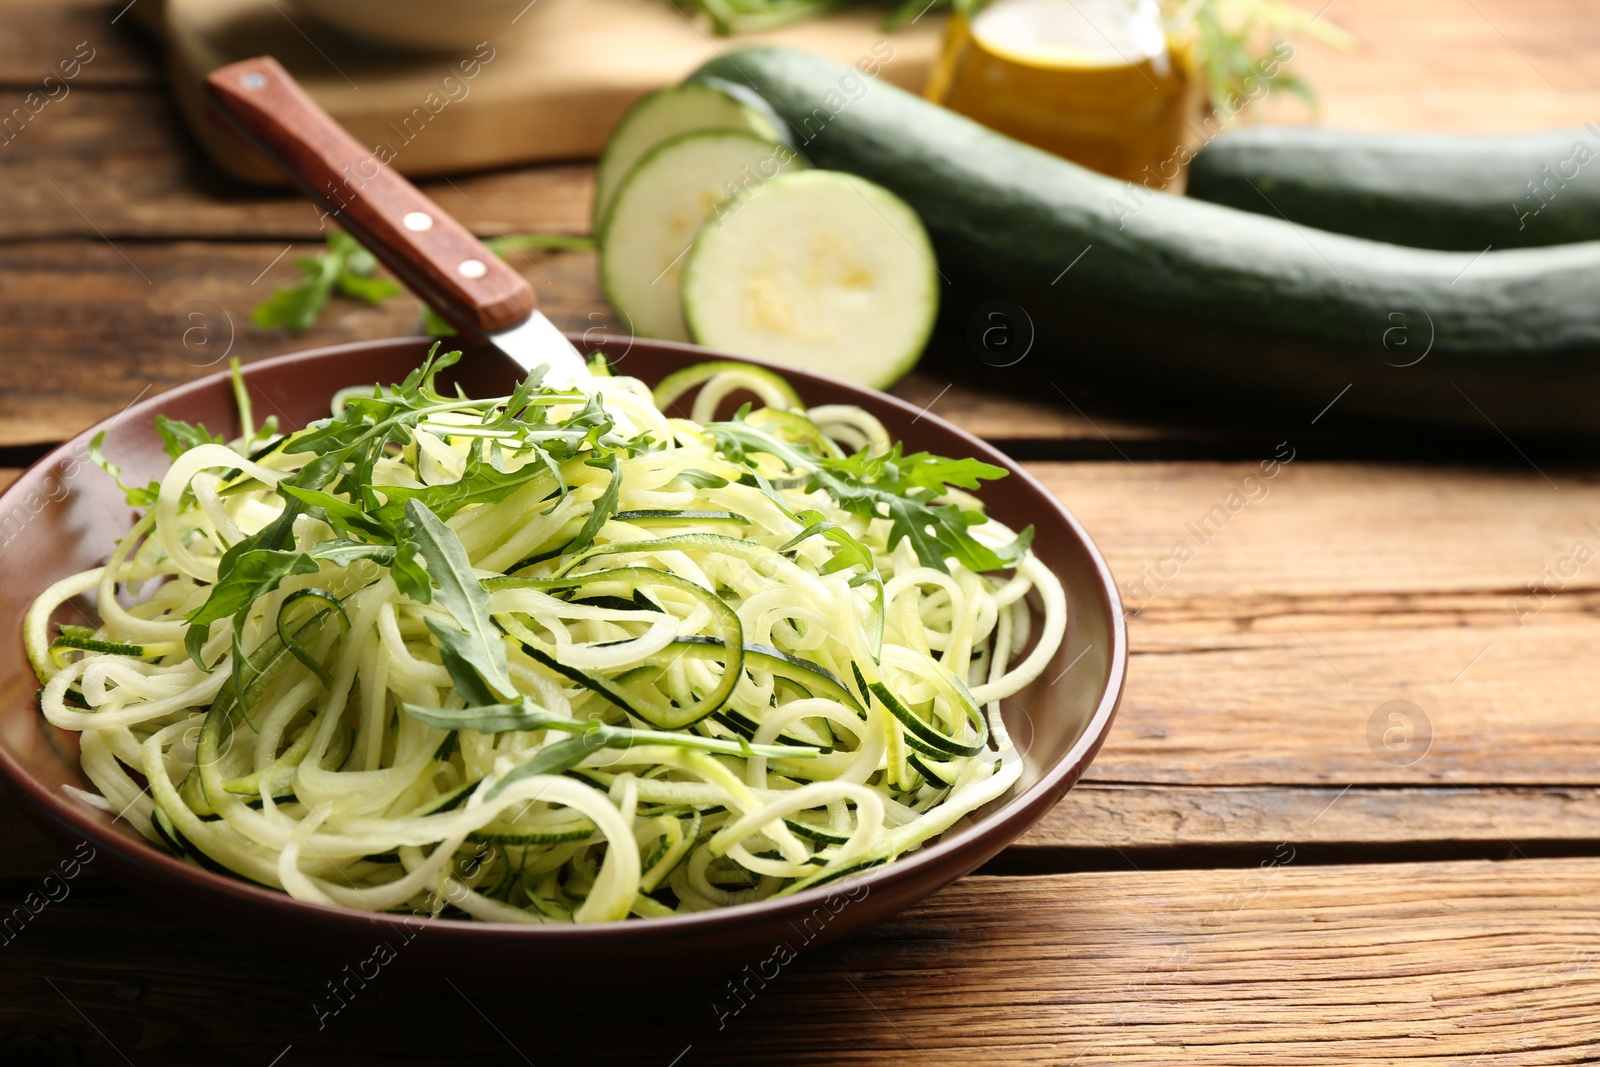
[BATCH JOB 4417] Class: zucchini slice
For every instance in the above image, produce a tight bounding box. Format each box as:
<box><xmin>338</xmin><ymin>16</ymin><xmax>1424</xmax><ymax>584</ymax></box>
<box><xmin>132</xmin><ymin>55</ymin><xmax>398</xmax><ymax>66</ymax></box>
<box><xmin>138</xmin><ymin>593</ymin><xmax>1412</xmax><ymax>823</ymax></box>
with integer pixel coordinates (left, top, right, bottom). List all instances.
<box><xmin>681</xmin><ymin>171</ymin><xmax>938</xmax><ymax>389</ymax></box>
<box><xmin>594</xmin><ymin>78</ymin><xmax>787</xmax><ymax>232</ymax></box>
<box><xmin>600</xmin><ymin>129</ymin><xmax>806</xmax><ymax>343</ymax></box>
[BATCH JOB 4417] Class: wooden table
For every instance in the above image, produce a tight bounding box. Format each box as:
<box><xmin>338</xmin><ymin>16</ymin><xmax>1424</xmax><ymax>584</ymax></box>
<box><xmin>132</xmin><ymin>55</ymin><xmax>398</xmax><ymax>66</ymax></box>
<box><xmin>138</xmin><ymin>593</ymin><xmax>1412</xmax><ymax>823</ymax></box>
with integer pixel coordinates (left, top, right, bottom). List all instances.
<box><xmin>6</xmin><ymin>1</ymin><xmax>1600</xmax><ymax>1063</ymax></box>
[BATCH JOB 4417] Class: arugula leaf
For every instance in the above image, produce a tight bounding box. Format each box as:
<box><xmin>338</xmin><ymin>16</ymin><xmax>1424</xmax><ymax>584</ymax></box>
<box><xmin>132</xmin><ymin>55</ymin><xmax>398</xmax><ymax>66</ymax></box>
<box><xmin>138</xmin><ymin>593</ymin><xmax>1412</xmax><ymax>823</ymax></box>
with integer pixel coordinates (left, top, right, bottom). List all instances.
<box><xmin>335</xmin><ymin>270</ymin><xmax>400</xmax><ymax>305</ymax></box>
<box><xmin>706</xmin><ymin>413</ymin><xmax>812</xmax><ymax>472</ymax></box>
<box><xmin>1189</xmin><ymin>0</ymin><xmax>1351</xmax><ymax>115</ymax></box>
<box><xmin>308</xmin><ymin>539</ymin><xmax>397</xmax><ymax>568</ymax></box>
<box><xmin>187</xmin><ymin>550</ymin><xmax>320</xmax><ymax>630</ymax></box>
<box><xmin>566</xmin><ymin>452</ymin><xmax>620</xmax><ymax>555</ymax></box>
<box><xmin>483</xmin><ymin>732</ymin><xmax>611</xmax><ymax>801</ymax></box>
<box><xmin>401</xmin><ymin>499</ymin><xmax>514</xmax><ymax>702</ymax></box>
<box><xmin>390</xmin><ymin>537</ymin><xmax>431</xmax><ymax>604</ymax></box>
<box><xmin>427</xmin><ymin>623</ymin><xmax>503</xmax><ymax>707</ymax></box>
<box><xmin>781</xmin><ymin>510</ymin><xmax>876</xmax><ymax>578</ymax></box>
<box><xmin>252</xmin><ymin>231</ymin><xmax>401</xmax><ymax>333</ymax></box>
<box><xmin>183</xmin><ymin>548</ymin><xmax>320</xmax><ymax>667</ymax></box>
<box><xmin>277</xmin><ymin>484</ymin><xmax>391</xmax><ymax>541</ymax></box>
<box><xmin>676</xmin><ymin>469</ymin><xmax>730</xmax><ymax>489</ymax></box>
<box><xmin>708</xmin><ymin>417</ymin><xmax>1028</xmax><ymax>575</ymax></box>
<box><xmin>183</xmin><ymin>496</ymin><xmax>307</xmax><ymax>667</ymax></box>
<box><xmin>808</xmin><ymin>444</ymin><xmax>1030</xmax><ymax>574</ymax></box>
<box><xmin>402</xmin><ymin>700</ymin><xmax>571</xmax><ymax>735</ymax></box>
<box><xmin>547</xmin><ymin>393</ymin><xmax>617</xmax><ymax>457</ymax></box>
<box><xmin>368</xmin><ymin>441</ymin><xmax>554</xmax><ymax>528</ymax></box>
<box><xmin>155</xmin><ymin>416</ymin><xmax>224</xmax><ymax>460</ymax></box>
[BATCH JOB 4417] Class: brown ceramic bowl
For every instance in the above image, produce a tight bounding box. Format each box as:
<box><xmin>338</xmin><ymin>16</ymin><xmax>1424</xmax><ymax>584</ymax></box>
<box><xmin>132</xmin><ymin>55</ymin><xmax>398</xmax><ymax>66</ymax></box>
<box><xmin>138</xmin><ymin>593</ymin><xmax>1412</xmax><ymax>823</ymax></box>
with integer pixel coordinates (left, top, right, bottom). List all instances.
<box><xmin>0</xmin><ymin>335</ymin><xmax>1124</xmax><ymax>976</ymax></box>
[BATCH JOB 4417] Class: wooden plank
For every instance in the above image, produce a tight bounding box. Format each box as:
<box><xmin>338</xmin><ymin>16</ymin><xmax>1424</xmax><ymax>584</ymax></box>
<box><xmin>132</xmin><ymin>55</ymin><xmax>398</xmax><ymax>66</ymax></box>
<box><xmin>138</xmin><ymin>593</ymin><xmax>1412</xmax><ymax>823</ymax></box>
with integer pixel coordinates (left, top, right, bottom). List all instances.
<box><xmin>1032</xmin><ymin>461</ymin><xmax>1594</xmax><ymax>603</ymax></box>
<box><xmin>0</xmin><ymin>240</ymin><xmax>1113</xmax><ymax>447</ymax></box>
<box><xmin>1023</xmin><ymin>783</ymin><xmax>1600</xmax><ymax>855</ymax></box>
<box><xmin>2</xmin><ymin>859</ymin><xmax>1599</xmax><ymax>1064</ymax></box>
<box><xmin>0</xmin><ymin>1</ymin><xmax>160</xmax><ymax>88</ymax></box>
<box><xmin>1024</xmin><ymin>462</ymin><xmax>1600</xmax><ymax>786</ymax></box>
<box><xmin>0</xmin><ymin>91</ymin><xmax>593</xmax><ymax>241</ymax></box>
<box><xmin>1059</xmin><ymin>613</ymin><xmax>1600</xmax><ymax>787</ymax></box>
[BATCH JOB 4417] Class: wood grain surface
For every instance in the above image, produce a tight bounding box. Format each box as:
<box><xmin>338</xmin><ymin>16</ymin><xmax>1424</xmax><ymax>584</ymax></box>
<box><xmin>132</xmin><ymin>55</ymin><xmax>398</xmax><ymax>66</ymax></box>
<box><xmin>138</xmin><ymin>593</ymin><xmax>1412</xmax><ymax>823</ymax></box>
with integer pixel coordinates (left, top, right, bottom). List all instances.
<box><xmin>0</xmin><ymin>242</ymin><xmax>1122</xmax><ymax>446</ymax></box>
<box><xmin>0</xmin><ymin>0</ymin><xmax>158</xmax><ymax>87</ymax></box>
<box><xmin>4</xmin><ymin>860</ymin><xmax>1600</xmax><ymax>1065</ymax></box>
<box><xmin>0</xmin><ymin>90</ymin><xmax>595</xmax><ymax>240</ymax></box>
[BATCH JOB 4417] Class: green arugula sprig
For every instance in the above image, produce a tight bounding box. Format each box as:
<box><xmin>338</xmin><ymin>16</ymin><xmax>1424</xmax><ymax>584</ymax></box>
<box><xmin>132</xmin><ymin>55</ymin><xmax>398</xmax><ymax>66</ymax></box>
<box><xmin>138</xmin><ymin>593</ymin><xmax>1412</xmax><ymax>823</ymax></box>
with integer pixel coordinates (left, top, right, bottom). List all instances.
<box><xmin>707</xmin><ymin>412</ymin><xmax>1031</xmax><ymax>575</ymax></box>
<box><xmin>89</xmin><ymin>416</ymin><xmax>223</xmax><ymax>507</ymax></box>
<box><xmin>251</xmin><ymin>232</ymin><xmax>401</xmax><ymax>333</ymax></box>
<box><xmin>812</xmin><ymin>444</ymin><xmax>1033</xmax><ymax>574</ymax></box>
<box><xmin>178</xmin><ymin>348</ymin><xmax>623</xmax><ymax>709</ymax></box>
<box><xmin>1176</xmin><ymin>0</ymin><xmax>1351</xmax><ymax>112</ymax></box>
<box><xmin>403</xmin><ymin>497</ymin><xmax>516</xmax><ymax>703</ymax></box>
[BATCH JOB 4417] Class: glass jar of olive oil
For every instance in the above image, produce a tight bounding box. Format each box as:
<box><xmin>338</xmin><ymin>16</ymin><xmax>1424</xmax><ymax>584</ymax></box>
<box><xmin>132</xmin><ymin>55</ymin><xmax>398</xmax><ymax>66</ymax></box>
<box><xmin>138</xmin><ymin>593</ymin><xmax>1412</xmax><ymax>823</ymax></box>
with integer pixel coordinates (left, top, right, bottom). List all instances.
<box><xmin>925</xmin><ymin>0</ymin><xmax>1201</xmax><ymax>187</ymax></box>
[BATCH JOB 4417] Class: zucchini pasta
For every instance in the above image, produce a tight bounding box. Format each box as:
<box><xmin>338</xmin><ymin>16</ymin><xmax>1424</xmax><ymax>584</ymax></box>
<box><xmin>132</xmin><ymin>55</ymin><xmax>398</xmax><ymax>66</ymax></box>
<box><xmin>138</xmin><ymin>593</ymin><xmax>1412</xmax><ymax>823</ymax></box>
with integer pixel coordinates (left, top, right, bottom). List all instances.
<box><xmin>27</xmin><ymin>352</ymin><xmax>1065</xmax><ymax>922</ymax></box>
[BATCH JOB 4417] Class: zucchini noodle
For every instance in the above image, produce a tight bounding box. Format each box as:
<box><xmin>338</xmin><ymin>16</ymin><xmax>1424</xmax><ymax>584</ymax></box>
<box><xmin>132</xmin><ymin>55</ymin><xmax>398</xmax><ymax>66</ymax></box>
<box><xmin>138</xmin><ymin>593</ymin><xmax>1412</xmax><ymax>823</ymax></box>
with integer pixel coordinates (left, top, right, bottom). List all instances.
<box><xmin>29</xmin><ymin>351</ymin><xmax>1066</xmax><ymax>923</ymax></box>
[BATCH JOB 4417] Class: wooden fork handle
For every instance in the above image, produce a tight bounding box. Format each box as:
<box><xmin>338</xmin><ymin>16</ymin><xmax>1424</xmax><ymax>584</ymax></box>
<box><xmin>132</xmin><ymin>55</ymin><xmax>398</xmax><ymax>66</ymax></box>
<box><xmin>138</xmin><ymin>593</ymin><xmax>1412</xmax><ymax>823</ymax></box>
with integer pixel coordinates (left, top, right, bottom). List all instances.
<box><xmin>204</xmin><ymin>56</ymin><xmax>534</xmax><ymax>334</ymax></box>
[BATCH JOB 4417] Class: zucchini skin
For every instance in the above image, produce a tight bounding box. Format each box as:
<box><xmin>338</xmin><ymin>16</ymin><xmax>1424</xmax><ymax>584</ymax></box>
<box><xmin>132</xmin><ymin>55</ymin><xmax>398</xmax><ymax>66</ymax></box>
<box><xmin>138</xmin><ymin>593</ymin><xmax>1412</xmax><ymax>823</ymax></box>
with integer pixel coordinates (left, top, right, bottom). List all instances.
<box><xmin>1188</xmin><ymin>124</ymin><xmax>1600</xmax><ymax>252</ymax></box>
<box><xmin>694</xmin><ymin>48</ymin><xmax>1600</xmax><ymax>434</ymax></box>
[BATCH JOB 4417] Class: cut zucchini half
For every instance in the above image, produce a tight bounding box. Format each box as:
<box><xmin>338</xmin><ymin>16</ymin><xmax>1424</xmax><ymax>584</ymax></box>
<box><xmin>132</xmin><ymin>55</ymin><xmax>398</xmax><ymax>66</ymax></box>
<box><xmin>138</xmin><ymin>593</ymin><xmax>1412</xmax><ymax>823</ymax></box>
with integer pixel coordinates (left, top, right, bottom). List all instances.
<box><xmin>681</xmin><ymin>171</ymin><xmax>939</xmax><ymax>389</ymax></box>
<box><xmin>594</xmin><ymin>79</ymin><xmax>787</xmax><ymax>232</ymax></box>
<box><xmin>600</xmin><ymin>129</ymin><xmax>806</xmax><ymax>343</ymax></box>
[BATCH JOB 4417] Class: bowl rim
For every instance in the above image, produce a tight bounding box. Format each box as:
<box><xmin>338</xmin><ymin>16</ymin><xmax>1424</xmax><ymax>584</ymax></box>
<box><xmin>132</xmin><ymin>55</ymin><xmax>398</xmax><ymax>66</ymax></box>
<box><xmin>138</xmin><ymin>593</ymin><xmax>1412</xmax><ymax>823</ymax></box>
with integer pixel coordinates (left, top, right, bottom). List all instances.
<box><xmin>0</xmin><ymin>335</ymin><xmax>1127</xmax><ymax>941</ymax></box>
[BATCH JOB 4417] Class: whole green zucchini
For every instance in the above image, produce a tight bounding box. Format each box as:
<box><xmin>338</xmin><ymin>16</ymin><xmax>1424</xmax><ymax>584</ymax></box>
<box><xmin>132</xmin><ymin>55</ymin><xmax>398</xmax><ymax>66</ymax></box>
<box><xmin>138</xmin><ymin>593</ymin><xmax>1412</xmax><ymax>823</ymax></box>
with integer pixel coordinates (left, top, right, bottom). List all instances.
<box><xmin>1187</xmin><ymin>124</ymin><xmax>1600</xmax><ymax>251</ymax></box>
<box><xmin>693</xmin><ymin>47</ymin><xmax>1600</xmax><ymax>435</ymax></box>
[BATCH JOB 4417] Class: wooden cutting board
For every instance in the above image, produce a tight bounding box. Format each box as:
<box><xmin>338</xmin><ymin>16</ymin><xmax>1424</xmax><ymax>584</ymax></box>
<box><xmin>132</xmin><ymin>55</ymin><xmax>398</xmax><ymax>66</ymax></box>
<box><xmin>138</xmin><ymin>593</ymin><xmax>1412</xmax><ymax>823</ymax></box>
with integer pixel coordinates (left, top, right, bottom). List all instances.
<box><xmin>160</xmin><ymin>0</ymin><xmax>944</xmax><ymax>184</ymax></box>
